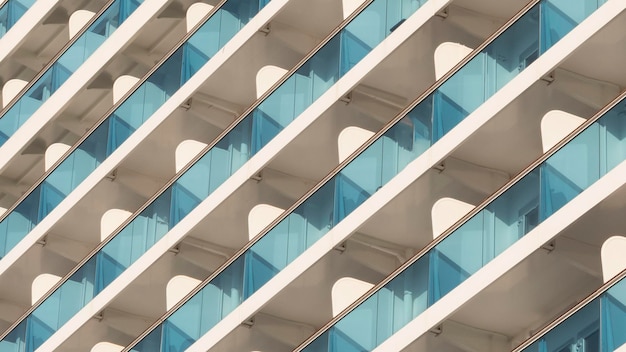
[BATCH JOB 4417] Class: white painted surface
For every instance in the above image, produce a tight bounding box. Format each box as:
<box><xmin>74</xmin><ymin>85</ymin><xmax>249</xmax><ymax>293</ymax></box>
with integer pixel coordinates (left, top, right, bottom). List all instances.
<box><xmin>0</xmin><ymin>207</ymin><xmax>6</xmax><ymax>217</ymax></box>
<box><xmin>175</xmin><ymin>140</ymin><xmax>208</xmax><ymax>173</ymax></box>
<box><xmin>248</xmin><ymin>204</ymin><xmax>284</xmax><ymax>240</ymax></box>
<box><xmin>186</xmin><ymin>3</ymin><xmax>214</xmax><ymax>32</ymax></box>
<box><xmin>32</xmin><ymin>273</ymin><xmax>61</xmax><ymax>305</ymax></box>
<box><xmin>342</xmin><ymin>0</ymin><xmax>367</xmax><ymax>20</ymax></box>
<box><xmin>256</xmin><ymin>65</ymin><xmax>288</xmax><ymax>99</ymax></box>
<box><xmin>68</xmin><ymin>10</ymin><xmax>95</xmax><ymax>38</ymax></box>
<box><xmin>166</xmin><ymin>275</ymin><xmax>201</xmax><ymax>310</ymax></box>
<box><xmin>112</xmin><ymin>75</ymin><xmax>140</xmax><ymax>104</ymax></box>
<box><xmin>44</xmin><ymin>143</ymin><xmax>71</xmax><ymax>171</ymax></box>
<box><xmin>433</xmin><ymin>42</ymin><xmax>473</xmax><ymax>80</ymax></box>
<box><xmin>331</xmin><ymin>277</ymin><xmax>374</xmax><ymax>316</ymax></box>
<box><xmin>431</xmin><ymin>197</ymin><xmax>475</xmax><ymax>239</ymax></box>
<box><xmin>540</xmin><ymin>110</ymin><xmax>585</xmax><ymax>153</ymax></box>
<box><xmin>90</xmin><ymin>342</ymin><xmax>123</xmax><ymax>352</ymax></box>
<box><xmin>601</xmin><ymin>236</ymin><xmax>626</xmax><ymax>283</ymax></box>
<box><xmin>100</xmin><ymin>209</ymin><xmax>133</xmax><ymax>242</ymax></box>
<box><xmin>2</xmin><ymin>79</ymin><xmax>28</xmax><ymax>108</ymax></box>
<box><xmin>337</xmin><ymin>127</ymin><xmax>374</xmax><ymax>163</ymax></box>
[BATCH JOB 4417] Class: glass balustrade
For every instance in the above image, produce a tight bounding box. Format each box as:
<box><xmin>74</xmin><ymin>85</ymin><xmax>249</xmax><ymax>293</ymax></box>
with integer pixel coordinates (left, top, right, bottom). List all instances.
<box><xmin>0</xmin><ymin>0</ymin><xmax>271</xmax><ymax>351</ymax></box>
<box><xmin>0</xmin><ymin>0</ymin><xmax>143</xmax><ymax>146</ymax></box>
<box><xmin>125</xmin><ymin>1</ymin><xmax>607</xmax><ymax>351</ymax></box>
<box><xmin>0</xmin><ymin>0</ymin><xmax>35</xmax><ymax>38</ymax></box>
<box><xmin>521</xmin><ymin>275</ymin><xmax>626</xmax><ymax>352</ymax></box>
<box><xmin>0</xmin><ymin>0</ymin><xmax>269</xmax><ymax>260</ymax></box>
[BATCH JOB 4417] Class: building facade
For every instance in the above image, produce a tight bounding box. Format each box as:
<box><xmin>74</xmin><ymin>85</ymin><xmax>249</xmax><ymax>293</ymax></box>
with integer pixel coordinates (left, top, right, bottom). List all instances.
<box><xmin>0</xmin><ymin>0</ymin><xmax>624</xmax><ymax>351</ymax></box>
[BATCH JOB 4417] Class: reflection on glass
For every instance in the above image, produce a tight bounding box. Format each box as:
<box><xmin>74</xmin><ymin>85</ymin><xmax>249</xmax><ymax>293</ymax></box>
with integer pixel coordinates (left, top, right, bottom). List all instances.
<box><xmin>0</xmin><ymin>0</ymin><xmax>269</xmax><ymax>351</ymax></box>
<box><xmin>0</xmin><ymin>0</ymin><xmax>35</xmax><ymax>38</ymax></box>
<box><xmin>0</xmin><ymin>0</ymin><xmax>143</xmax><ymax>146</ymax></box>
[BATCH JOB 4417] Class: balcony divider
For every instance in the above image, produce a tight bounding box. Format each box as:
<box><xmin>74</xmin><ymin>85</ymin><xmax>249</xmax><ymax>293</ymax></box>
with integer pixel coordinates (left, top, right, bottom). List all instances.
<box><xmin>0</xmin><ymin>0</ymin><xmax>276</xmax><ymax>351</ymax></box>
<box><xmin>0</xmin><ymin>0</ymin><xmax>35</xmax><ymax>39</ymax></box>
<box><xmin>0</xmin><ymin>0</ymin><xmax>143</xmax><ymax>146</ymax></box>
<box><xmin>111</xmin><ymin>0</ymin><xmax>612</xmax><ymax>351</ymax></box>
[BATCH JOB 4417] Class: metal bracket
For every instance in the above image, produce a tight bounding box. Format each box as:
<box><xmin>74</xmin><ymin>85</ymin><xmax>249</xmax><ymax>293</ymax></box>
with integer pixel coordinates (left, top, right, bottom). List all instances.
<box><xmin>430</xmin><ymin>325</ymin><xmax>443</xmax><ymax>336</ymax></box>
<box><xmin>105</xmin><ymin>169</ymin><xmax>118</xmax><ymax>182</ymax></box>
<box><xmin>333</xmin><ymin>242</ymin><xmax>347</xmax><ymax>253</ymax></box>
<box><xmin>541</xmin><ymin>241</ymin><xmax>556</xmax><ymax>253</ymax></box>
<box><xmin>180</xmin><ymin>98</ymin><xmax>192</xmax><ymax>110</ymax></box>
<box><xmin>436</xmin><ymin>7</ymin><xmax>449</xmax><ymax>19</ymax></box>
<box><xmin>168</xmin><ymin>245</ymin><xmax>180</xmax><ymax>254</ymax></box>
<box><xmin>36</xmin><ymin>236</ymin><xmax>47</xmax><ymax>246</ymax></box>
<box><xmin>251</xmin><ymin>171</ymin><xmax>263</xmax><ymax>183</ymax></box>
<box><xmin>340</xmin><ymin>92</ymin><xmax>352</xmax><ymax>105</ymax></box>
<box><xmin>259</xmin><ymin>23</ymin><xmax>271</xmax><ymax>36</ymax></box>
<box><xmin>433</xmin><ymin>162</ymin><xmax>445</xmax><ymax>173</ymax></box>
<box><xmin>242</xmin><ymin>317</ymin><xmax>255</xmax><ymax>328</ymax></box>
<box><xmin>541</xmin><ymin>72</ymin><xmax>556</xmax><ymax>85</ymax></box>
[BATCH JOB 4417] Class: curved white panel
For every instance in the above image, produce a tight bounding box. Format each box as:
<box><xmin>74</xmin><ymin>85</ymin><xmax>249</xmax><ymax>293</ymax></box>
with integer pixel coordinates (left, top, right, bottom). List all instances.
<box><xmin>186</xmin><ymin>3</ymin><xmax>214</xmax><ymax>32</ymax></box>
<box><xmin>166</xmin><ymin>275</ymin><xmax>201</xmax><ymax>310</ymax></box>
<box><xmin>248</xmin><ymin>204</ymin><xmax>284</xmax><ymax>241</ymax></box>
<box><xmin>32</xmin><ymin>273</ymin><xmax>62</xmax><ymax>305</ymax></box>
<box><xmin>431</xmin><ymin>197</ymin><xmax>475</xmax><ymax>238</ymax></box>
<box><xmin>2</xmin><ymin>79</ymin><xmax>28</xmax><ymax>108</ymax></box>
<box><xmin>337</xmin><ymin>126</ymin><xmax>374</xmax><ymax>163</ymax></box>
<box><xmin>256</xmin><ymin>65</ymin><xmax>288</xmax><ymax>99</ymax></box>
<box><xmin>91</xmin><ymin>342</ymin><xmax>124</xmax><ymax>352</ymax></box>
<box><xmin>331</xmin><ymin>277</ymin><xmax>374</xmax><ymax>316</ymax></box>
<box><xmin>175</xmin><ymin>140</ymin><xmax>208</xmax><ymax>173</ymax></box>
<box><xmin>44</xmin><ymin>143</ymin><xmax>71</xmax><ymax>171</ymax></box>
<box><xmin>433</xmin><ymin>42</ymin><xmax>473</xmax><ymax>81</ymax></box>
<box><xmin>601</xmin><ymin>236</ymin><xmax>626</xmax><ymax>283</ymax></box>
<box><xmin>100</xmin><ymin>209</ymin><xmax>133</xmax><ymax>242</ymax></box>
<box><xmin>69</xmin><ymin>10</ymin><xmax>96</xmax><ymax>38</ymax></box>
<box><xmin>540</xmin><ymin>110</ymin><xmax>585</xmax><ymax>153</ymax></box>
<box><xmin>112</xmin><ymin>75</ymin><xmax>140</xmax><ymax>104</ymax></box>
<box><xmin>0</xmin><ymin>207</ymin><xmax>6</xmax><ymax>217</ymax></box>
<box><xmin>342</xmin><ymin>0</ymin><xmax>367</xmax><ymax>20</ymax></box>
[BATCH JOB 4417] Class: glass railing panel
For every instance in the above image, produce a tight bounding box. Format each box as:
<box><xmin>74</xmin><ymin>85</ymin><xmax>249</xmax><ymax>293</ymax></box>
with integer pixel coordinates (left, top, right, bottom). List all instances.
<box><xmin>130</xmin><ymin>0</ymin><xmax>609</xmax><ymax>350</ymax></box>
<box><xmin>0</xmin><ymin>0</ymin><xmax>271</xmax><ymax>350</ymax></box>
<box><xmin>0</xmin><ymin>0</ymin><xmax>268</xmax><ymax>262</ymax></box>
<box><xmin>0</xmin><ymin>0</ymin><xmax>35</xmax><ymax>38</ymax></box>
<box><xmin>522</xmin><ymin>276</ymin><xmax>626</xmax><ymax>352</ymax></box>
<box><xmin>0</xmin><ymin>0</ymin><xmax>143</xmax><ymax>147</ymax></box>
<box><xmin>303</xmin><ymin>60</ymin><xmax>623</xmax><ymax>352</ymax></box>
